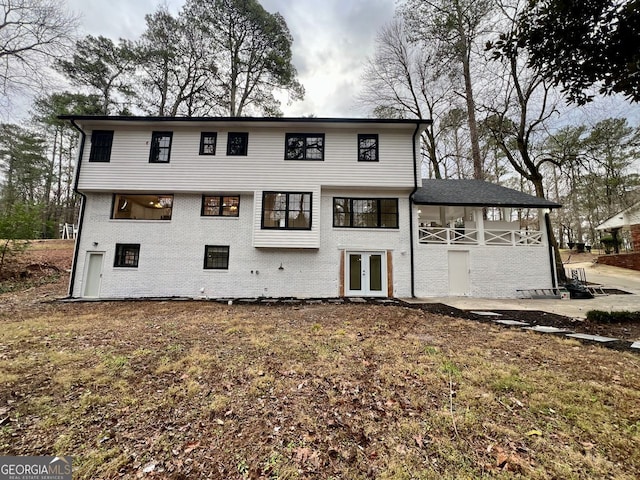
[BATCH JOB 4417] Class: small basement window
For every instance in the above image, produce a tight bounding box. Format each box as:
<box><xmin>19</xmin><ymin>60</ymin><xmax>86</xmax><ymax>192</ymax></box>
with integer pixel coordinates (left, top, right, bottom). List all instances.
<box><xmin>204</xmin><ymin>245</ymin><xmax>229</xmax><ymax>269</ymax></box>
<box><xmin>114</xmin><ymin>243</ymin><xmax>140</xmax><ymax>267</ymax></box>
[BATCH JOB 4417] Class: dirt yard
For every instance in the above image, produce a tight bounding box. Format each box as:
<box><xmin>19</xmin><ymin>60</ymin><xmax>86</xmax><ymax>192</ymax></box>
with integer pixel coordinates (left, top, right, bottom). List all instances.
<box><xmin>1</xmin><ymin>242</ymin><xmax>639</xmax><ymax>479</ymax></box>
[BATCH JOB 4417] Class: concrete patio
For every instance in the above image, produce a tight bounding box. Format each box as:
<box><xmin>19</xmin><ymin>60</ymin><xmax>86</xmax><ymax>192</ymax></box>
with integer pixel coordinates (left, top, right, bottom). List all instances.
<box><xmin>405</xmin><ymin>260</ymin><xmax>640</xmax><ymax>320</ymax></box>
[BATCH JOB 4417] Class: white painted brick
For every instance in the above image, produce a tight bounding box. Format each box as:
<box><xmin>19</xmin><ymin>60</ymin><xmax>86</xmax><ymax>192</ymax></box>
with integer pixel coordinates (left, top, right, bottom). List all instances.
<box><xmin>413</xmin><ymin>236</ymin><xmax>554</xmax><ymax>298</ymax></box>
<box><xmin>73</xmin><ymin>191</ymin><xmax>413</xmax><ymax>298</ymax></box>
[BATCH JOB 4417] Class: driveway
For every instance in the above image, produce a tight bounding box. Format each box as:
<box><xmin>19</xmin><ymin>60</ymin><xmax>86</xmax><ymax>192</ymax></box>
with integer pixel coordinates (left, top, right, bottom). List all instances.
<box><xmin>406</xmin><ymin>261</ymin><xmax>640</xmax><ymax>320</ymax></box>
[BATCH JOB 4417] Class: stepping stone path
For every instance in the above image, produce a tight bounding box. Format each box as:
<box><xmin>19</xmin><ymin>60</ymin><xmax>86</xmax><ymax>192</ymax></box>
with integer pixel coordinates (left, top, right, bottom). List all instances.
<box><xmin>524</xmin><ymin>325</ymin><xmax>572</xmax><ymax>334</ymax></box>
<box><xmin>565</xmin><ymin>333</ymin><xmax>617</xmax><ymax>343</ymax></box>
<box><xmin>471</xmin><ymin>310</ymin><xmax>638</xmax><ymax>353</ymax></box>
<box><xmin>494</xmin><ymin>319</ymin><xmax>529</xmax><ymax>326</ymax></box>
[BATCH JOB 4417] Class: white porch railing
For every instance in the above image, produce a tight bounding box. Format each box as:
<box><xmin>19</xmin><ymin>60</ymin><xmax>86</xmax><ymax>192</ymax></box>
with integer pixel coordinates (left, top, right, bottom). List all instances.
<box><xmin>418</xmin><ymin>227</ymin><xmax>544</xmax><ymax>246</ymax></box>
<box><xmin>418</xmin><ymin>227</ymin><xmax>478</xmax><ymax>244</ymax></box>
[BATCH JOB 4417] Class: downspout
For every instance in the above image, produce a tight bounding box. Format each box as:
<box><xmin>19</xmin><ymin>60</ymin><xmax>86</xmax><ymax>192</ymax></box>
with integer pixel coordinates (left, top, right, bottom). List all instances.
<box><xmin>408</xmin><ymin>122</ymin><xmax>422</xmax><ymax>298</ymax></box>
<box><xmin>67</xmin><ymin>119</ymin><xmax>87</xmax><ymax>297</ymax></box>
<box><xmin>544</xmin><ymin>211</ymin><xmax>558</xmax><ymax>289</ymax></box>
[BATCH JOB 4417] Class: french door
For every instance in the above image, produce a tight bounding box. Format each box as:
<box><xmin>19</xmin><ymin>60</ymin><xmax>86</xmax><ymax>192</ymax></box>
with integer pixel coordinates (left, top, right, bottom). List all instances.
<box><xmin>346</xmin><ymin>251</ymin><xmax>387</xmax><ymax>297</ymax></box>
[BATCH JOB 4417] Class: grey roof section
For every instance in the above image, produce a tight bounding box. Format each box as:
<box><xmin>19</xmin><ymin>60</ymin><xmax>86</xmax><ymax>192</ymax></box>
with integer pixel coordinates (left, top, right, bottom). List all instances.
<box><xmin>57</xmin><ymin>115</ymin><xmax>432</xmax><ymax>129</ymax></box>
<box><xmin>414</xmin><ymin>179</ymin><xmax>562</xmax><ymax>209</ymax></box>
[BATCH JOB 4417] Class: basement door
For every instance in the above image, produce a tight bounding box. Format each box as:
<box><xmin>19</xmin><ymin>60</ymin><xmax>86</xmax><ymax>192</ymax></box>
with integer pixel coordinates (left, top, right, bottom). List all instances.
<box><xmin>83</xmin><ymin>252</ymin><xmax>104</xmax><ymax>298</ymax></box>
<box><xmin>448</xmin><ymin>251</ymin><xmax>470</xmax><ymax>296</ymax></box>
<box><xmin>346</xmin><ymin>251</ymin><xmax>387</xmax><ymax>297</ymax></box>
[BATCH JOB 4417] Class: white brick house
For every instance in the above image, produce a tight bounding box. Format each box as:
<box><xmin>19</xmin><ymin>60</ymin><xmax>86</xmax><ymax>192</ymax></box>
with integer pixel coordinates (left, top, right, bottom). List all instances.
<box><xmin>60</xmin><ymin>116</ymin><xmax>560</xmax><ymax>299</ymax></box>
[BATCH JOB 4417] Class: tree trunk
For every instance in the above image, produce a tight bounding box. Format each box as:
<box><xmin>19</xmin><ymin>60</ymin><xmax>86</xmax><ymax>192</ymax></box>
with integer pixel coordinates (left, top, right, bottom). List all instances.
<box><xmin>454</xmin><ymin>3</ymin><xmax>482</xmax><ymax>180</ymax></box>
<box><xmin>422</xmin><ymin>129</ymin><xmax>441</xmax><ymax>179</ymax></box>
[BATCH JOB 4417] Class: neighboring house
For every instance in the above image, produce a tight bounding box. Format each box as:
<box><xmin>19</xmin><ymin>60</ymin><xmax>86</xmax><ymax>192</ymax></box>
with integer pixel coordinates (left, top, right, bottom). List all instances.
<box><xmin>60</xmin><ymin>116</ymin><xmax>561</xmax><ymax>299</ymax></box>
<box><xmin>596</xmin><ymin>201</ymin><xmax>640</xmax><ymax>252</ymax></box>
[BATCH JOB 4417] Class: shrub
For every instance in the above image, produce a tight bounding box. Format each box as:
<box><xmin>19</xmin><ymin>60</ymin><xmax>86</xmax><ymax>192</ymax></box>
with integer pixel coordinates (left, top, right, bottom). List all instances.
<box><xmin>600</xmin><ymin>235</ymin><xmax>621</xmax><ymax>254</ymax></box>
<box><xmin>586</xmin><ymin>310</ymin><xmax>640</xmax><ymax>324</ymax></box>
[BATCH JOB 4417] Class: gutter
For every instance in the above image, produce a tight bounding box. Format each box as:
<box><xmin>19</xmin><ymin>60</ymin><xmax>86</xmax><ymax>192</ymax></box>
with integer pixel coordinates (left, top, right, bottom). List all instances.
<box><xmin>67</xmin><ymin>119</ymin><xmax>87</xmax><ymax>297</ymax></box>
<box><xmin>408</xmin><ymin>122</ymin><xmax>422</xmax><ymax>298</ymax></box>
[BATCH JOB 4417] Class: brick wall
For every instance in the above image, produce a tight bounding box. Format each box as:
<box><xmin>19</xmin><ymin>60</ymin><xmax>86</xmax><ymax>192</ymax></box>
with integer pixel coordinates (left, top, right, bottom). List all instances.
<box><xmin>413</xmin><ymin>242</ymin><xmax>553</xmax><ymax>298</ymax></box>
<box><xmin>73</xmin><ymin>191</ymin><xmax>413</xmax><ymax>299</ymax></box>
<box><xmin>631</xmin><ymin>224</ymin><xmax>640</xmax><ymax>251</ymax></box>
<box><xmin>597</xmin><ymin>252</ymin><xmax>640</xmax><ymax>271</ymax></box>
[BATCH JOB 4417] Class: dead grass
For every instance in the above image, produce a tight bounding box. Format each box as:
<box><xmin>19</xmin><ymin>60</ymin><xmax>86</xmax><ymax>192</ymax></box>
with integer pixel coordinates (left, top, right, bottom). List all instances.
<box><xmin>1</xmin><ymin>300</ymin><xmax>639</xmax><ymax>479</ymax></box>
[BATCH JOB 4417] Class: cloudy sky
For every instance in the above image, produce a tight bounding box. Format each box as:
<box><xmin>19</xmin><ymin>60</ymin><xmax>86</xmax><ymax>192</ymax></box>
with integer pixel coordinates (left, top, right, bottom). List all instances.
<box><xmin>65</xmin><ymin>0</ymin><xmax>396</xmax><ymax>117</ymax></box>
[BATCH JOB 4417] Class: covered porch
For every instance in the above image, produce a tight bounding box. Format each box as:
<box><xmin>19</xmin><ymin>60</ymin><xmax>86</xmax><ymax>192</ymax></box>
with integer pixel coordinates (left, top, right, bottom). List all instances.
<box><xmin>411</xmin><ymin>179</ymin><xmax>562</xmax><ymax>298</ymax></box>
<box><xmin>417</xmin><ymin>205</ymin><xmax>545</xmax><ymax>247</ymax></box>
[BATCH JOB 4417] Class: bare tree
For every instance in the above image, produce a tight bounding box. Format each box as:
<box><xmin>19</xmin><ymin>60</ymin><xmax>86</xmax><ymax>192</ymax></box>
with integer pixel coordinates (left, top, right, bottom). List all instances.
<box><xmin>402</xmin><ymin>0</ymin><xmax>494</xmax><ymax>180</ymax></box>
<box><xmin>359</xmin><ymin>20</ymin><xmax>457</xmax><ymax>178</ymax></box>
<box><xmin>485</xmin><ymin>0</ymin><xmax>568</xmax><ymax>280</ymax></box>
<box><xmin>485</xmin><ymin>1</ymin><xmax>561</xmax><ymax>199</ymax></box>
<box><xmin>0</xmin><ymin>0</ymin><xmax>78</xmax><ymax>106</ymax></box>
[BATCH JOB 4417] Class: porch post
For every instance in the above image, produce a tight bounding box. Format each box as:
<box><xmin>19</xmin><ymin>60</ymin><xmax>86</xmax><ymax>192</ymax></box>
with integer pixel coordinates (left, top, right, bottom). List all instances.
<box><xmin>476</xmin><ymin>208</ymin><xmax>485</xmax><ymax>245</ymax></box>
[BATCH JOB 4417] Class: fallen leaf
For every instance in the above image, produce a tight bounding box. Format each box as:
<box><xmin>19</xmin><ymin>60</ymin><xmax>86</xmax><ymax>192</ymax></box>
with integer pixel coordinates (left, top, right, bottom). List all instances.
<box><xmin>295</xmin><ymin>446</ymin><xmax>311</xmax><ymax>463</ymax></box>
<box><xmin>183</xmin><ymin>441</ymin><xmax>200</xmax><ymax>454</ymax></box>
<box><xmin>496</xmin><ymin>450</ymin><xmax>509</xmax><ymax>468</ymax></box>
<box><xmin>525</xmin><ymin>429</ymin><xmax>542</xmax><ymax>436</ymax></box>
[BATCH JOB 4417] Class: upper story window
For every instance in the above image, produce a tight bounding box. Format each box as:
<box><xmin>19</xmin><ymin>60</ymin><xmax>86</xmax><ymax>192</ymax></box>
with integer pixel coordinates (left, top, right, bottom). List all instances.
<box><xmin>149</xmin><ymin>131</ymin><xmax>173</xmax><ymax>163</ymax></box>
<box><xmin>112</xmin><ymin>194</ymin><xmax>173</xmax><ymax>220</ymax></box>
<box><xmin>262</xmin><ymin>192</ymin><xmax>312</xmax><ymax>230</ymax></box>
<box><xmin>333</xmin><ymin>197</ymin><xmax>398</xmax><ymax>228</ymax></box>
<box><xmin>200</xmin><ymin>132</ymin><xmax>217</xmax><ymax>155</ymax></box>
<box><xmin>227</xmin><ymin>132</ymin><xmax>248</xmax><ymax>156</ymax></box>
<box><xmin>358</xmin><ymin>134</ymin><xmax>378</xmax><ymax>162</ymax></box>
<box><xmin>285</xmin><ymin>133</ymin><xmax>324</xmax><ymax>160</ymax></box>
<box><xmin>114</xmin><ymin>243</ymin><xmax>140</xmax><ymax>268</ymax></box>
<box><xmin>89</xmin><ymin>130</ymin><xmax>114</xmax><ymax>162</ymax></box>
<box><xmin>201</xmin><ymin>195</ymin><xmax>239</xmax><ymax>217</ymax></box>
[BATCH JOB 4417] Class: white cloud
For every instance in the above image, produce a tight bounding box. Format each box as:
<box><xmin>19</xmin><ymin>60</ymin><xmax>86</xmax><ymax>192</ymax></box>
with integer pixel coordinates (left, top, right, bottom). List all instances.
<box><xmin>66</xmin><ymin>0</ymin><xmax>183</xmax><ymax>39</ymax></box>
<box><xmin>262</xmin><ymin>0</ymin><xmax>395</xmax><ymax>116</ymax></box>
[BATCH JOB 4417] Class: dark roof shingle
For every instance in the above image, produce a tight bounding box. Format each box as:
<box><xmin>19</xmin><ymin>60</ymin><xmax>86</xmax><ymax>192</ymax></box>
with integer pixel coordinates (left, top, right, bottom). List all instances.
<box><xmin>414</xmin><ymin>179</ymin><xmax>561</xmax><ymax>209</ymax></box>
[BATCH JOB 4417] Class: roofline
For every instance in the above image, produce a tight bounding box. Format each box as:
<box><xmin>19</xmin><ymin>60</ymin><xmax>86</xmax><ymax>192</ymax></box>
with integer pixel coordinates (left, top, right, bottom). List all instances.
<box><xmin>412</xmin><ymin>199</ymin><xmax>562</xmax><ymax>209</ymax></box>
<box><xmin>57</xmin><ymin>115</ymin><xmax>433</xmax><ymax>126</ymax></box>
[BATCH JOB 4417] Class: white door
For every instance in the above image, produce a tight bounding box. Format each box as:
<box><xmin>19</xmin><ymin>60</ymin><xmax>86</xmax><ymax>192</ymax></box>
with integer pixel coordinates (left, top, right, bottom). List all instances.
<box><xmin>83</xmin><ymin>252</ymin><xmax>104</xmax><ymax>298</ymax></box>
<box><xmin>448</xmin><ymin>251</ymin><xmax>470</xmax><ymax>296</ymax></box>
<box><xmin>346</xmin><ymin>252</ymin><xmax>387</xmax><ymax>297</ymax></box>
